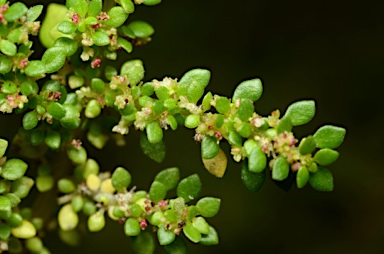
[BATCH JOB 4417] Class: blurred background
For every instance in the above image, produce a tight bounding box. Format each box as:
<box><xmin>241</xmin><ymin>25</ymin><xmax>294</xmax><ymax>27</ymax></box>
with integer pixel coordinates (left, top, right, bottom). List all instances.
<box><xmin>3</xmin><ymin>0</ymin><xmax>384</xmax><ymax>253</ymax></box>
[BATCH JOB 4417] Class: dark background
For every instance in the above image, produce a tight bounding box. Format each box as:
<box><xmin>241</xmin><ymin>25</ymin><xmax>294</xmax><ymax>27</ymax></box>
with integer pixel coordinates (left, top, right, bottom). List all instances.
<box><xmin>3</xmin><ymin>0</ymin><xmax>384</xmax><ymax>253</ymax></box>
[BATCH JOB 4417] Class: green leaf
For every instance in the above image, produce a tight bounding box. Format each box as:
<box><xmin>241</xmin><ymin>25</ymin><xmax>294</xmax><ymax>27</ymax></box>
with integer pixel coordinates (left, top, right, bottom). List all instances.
<box><xmin>47</xmin><ymin>102</ymin><xmax>66</xmax><ymax>120</ymax></box>
<box><xmin>241</xmin><ymin>160</ymin><xmax>266</xmax><ymax>192</ymax></box>
<box><xmin>88</xmin><ymin>0</ymin><xmax>102</xmax><ymax>17</ymax></box>
<box><xmin>39</xmin><ymin>3</ymin><xmax>69</xmax><ymax>48</ymax></box>
<box><xmin>196</xmin><ymin>197</ymin><xmax>221</xmax><ymax>218</ymax></box>
<box><xmin>87</xmin><ymin>212</ymin><xmax>105</xmax><ymax>232</ymax></box>
<box><xmin>22</xmin><ymin>111</ymin><xmax>38</xmax><ymax>130</ymax></box>
<box><xmin>0</xmin><ymin>196</ymin><xmax>11</xmax><ymax>212</ymax></box>
<box><xmin>11</xmin><ymin>220</ymin><xmax>36</xmax><ymax>239</ymax></box>
<box><xmin>53</xmin><ymin>37</ymin><xmax>78</xmax><ymax>57</ymax></box>
<box><xmin>177</xmin><ymin>174</ymin><xmax>202</xmax><ymax>202</ymax></box>
<box><xmin>202</xmin><ymin>92</ymin><xmax>212</xmax><ymax>111</ymax></box>
<box><xmin>313</xmin><ymin>125</ymin><xmax>346</xmax><ymax>149</ymax></box>
<box><xmin>146</xmin><ymin>122</ymin><xmax>163</xmax><ymax>144</ymax></box>
<box><xmin>45</xmin><ymin>130</ymin><xmax>61</xmax><ymax>149</ymax></box>
<box><xmin>42</xmin><ymin>47</ymin><xmax>67</xmax><ymax>73</ymax></box>
<box><xmin>131</xmin><ymin>231</ymin><xmax>156</xmax><ymax>254</ymax></box>
<box><xmin>4</xmin><ymin>2</ymin><xmax>28</xmax><ymax>22</ymax></box>
<box><xmin>0</xmin><ymin>55</ymin><xmax>13</xmax><ymax>74</ymax></box>
<box><xmin>309</xmin><ymin>167</ymin><xmax>334</xmax><ymax>192</ymax></box>
<box><xmin>0</xmin><ymin>139</ymin><xmax>8</xmax><ymax>158</ymax></box>
<box><xmin>120</xmin><ymin>59</ymin><xmax>144</xmax><ymax>86</ymax></box>
<box><xmin>57</xmin><ymin>21</ymin><xmax>77</xmax><ymax>34</ymax></box>
<box><xmin>25</xmin><ymin>237</ymin><xmax>43</xmax><ymax>252</ymax></box>
<box><xmin>184</xmin><ymin>115</ymin><xmax>200</xmax><ymax>129</ymax></box>
<box><xmin>228</xmin><ymin>130</ymin><xmax>242</xmax><ymax>147</ymax></box>
<box><xmin>154</xmin><ymin>167</ymin><xmax>180</xmax><ymax>191</ymax></box>
<box><xmin>117</xmin><ymin>37</ymin><xmax>133</xmax><ymax>53</ymax></box>
<box><xmin>232</xmin><ymin>78</ymin><xmax>263</xmax><ymax>102</ymax></box>
<box><xmin>124</xmin><ymin>218</ymin><xmax>140</xmax><ymax>236</ymax></box>
<box><xmin>120</xmin><ymin>0</ymin><xmax>135</xmax><ymax>13</ymax></box>
<box><xmin>215</xmin><ymin>96</ymin><xmax>230</xmax><ymax>114</ymax></box>
<box><xmin>92</xmin><ymin>31</ymin><xmax>110</xmax><ymax>46</ymax></box>
<box><xmin>272</xmin><ymin>157</ymin><xmax>290</xmax><ymax>181</ymax></box>
<box><xmin>11</xmin><ymin>177</ymin><xmax>34</xmax><ymax>198</ymax></box>
<box><xmin>0</xmin><ymin>224</ymin><xmax>11</xmax><ymax>240</ymax></box>
<box><xmin>277</xmin><ymin>116</ymin><xmax>293</xmax><ymax>134</ymax></box>
<box><xmin>164</xmin><ymin>236</ymin><xmax>187</xmax><ymax>254</ymax></box>
<box><xmin>248</xmin><ymin>146</ymin><xmax>267</xmax><ymax>173</ymax></box>
<box><xmin>157</xmin><ymin>227</ymin><xmax>175</xmax><ymax>245</ymax></box>
<box><xmin>7</xmin><ymin>28</ymin><xmax>22</xmax><ymax>43</ymax></box>
<box><xmin>36</xmin><ymin>176</ymin><xmax>55</xmax><ymax>192</ymax></box>
<box><xmin>149</xmin><ymin>181</ymin><xmax>167</xmax><ymax>203</ymax></box>
<box><xmin>0</xmin><ymin>40</ymin><xmax>17</xmax><ymax>56</ymax></box>
<box><xmin>30</xmin><ymin>129</ymin><xmax>45</xmax><ymax>146</ymax></box>
<box><xmin>25</xmin><ymin>61</ymin><xmax>46</xmax><ymax>77</ymax></box>
<box><xmin>60</xmin><ymin>105</ymin><xmax>81</xmax><ymax>129</ymax></box>
<box><xmin>296</xmin><ymin>166</ymin><xmax>309</xmax><ymax>189</ymax></box>
<box><xmin>20</xmin><ymin>81</ymin><xmax>39</xmax><ymax>96</ymax></box>
<box><xmin>183</xmin><ymin>223</ymin><xmax>201</xmax><ymax>243</ymax></box>
<box><xmin>111</xmin><ymin>167</ymin><xmax>131</xmax><ymax>191</ymax></box>
<box><xmin>26</xmin><ymin>5</ymin><xmax>43</xmax><ymax>21</ymax></box>
<box><xmin>237</xmin><ymin>123</ymin><xmax>252</xmax><ymax>138</ymax></box>
<box><xmin>200</xmin><ymin>226</ymin><xmax>219</xmax><ymax>245</ymax></box>
<box><xmin>298</xmin><ymin>136</ymin><xmax>316</xmax><ymax>155</ymax></box>
<box><xmin>85</xmin><ymin>99</ymin><xmax>101</xmax><ymax>118</ymax></box>
<box><xmin>72</xmin><ymin>0</ymin><xmax>88</xmax><ymax>17</ymax></box>
<box><xmin>57</xmin><ymin>179</ymin><xmax>76</xmax><ymax>193</ymax></box>
<box><xmin>178</xmin><ymin>69</ymin><xmax>211</xmax><ymax>103</ymax></box>
<box><xmin>67</xmin><ymin>146</ymin><xmax>87</xmax><ymax>164</ymax></box>
<box><xmin>237</xmin><ymin>99</ymin><xmax>254</xmax><ymax>121</ymax></box>
<box><xmin>140</xmin><ymin>133</ymin><xmax>166</xmax><ymax>163</ymax></box>
<box><xmin>143</xmin><ymin>0</ymin><xmax>162</xmax><ymax>6</ymax></box>
<box><xmin>127</xmin><ymin>20</ymin><xmax>154</xmax><ymax>38</ymax></box>
<box><xmin>314</xmin><ymin>148</ymin><xmax>339</xmax><ymax>166</ymax></box>
<box><xmin>201</xmin><ymin>136</ymin><xmax>219</xmax><ymax>159</ymax></box>
<box><xmin>1</xmin><ymin>82</ymin><xmax>17</xmax><ymax>94</ymax></box>
<box><xmin>104</xmin><ymin>7</ymin><xmax>129</xmax><ymax>28</ymax></box>
<box><xmin>192</xmin><ymin>217</ymin><xmax>210</xmax><ymax>234</ymax></box>
<box><xmin>91</xmin><ymin>78</ymin><xmax>106</xmax><ymax>93</ymax></box>
<box><xmin>283</xmin><ymin>100</ymin><xmax>315</xmax><ymax>126</ymax></box>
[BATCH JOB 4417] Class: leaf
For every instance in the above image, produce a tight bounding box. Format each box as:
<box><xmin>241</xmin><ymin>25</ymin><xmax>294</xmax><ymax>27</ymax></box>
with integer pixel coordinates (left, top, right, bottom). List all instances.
<box><xmin>127</xmin><ymin>20</ymin><xmax>154</xmax><ymax>38</ymax></box>
<box><xmin>117</xmin><ymin>37</ymin><xmax>133</xmax><ymax>53</ymax></box>
<box><xmin>60</xmin><ymin>105</ymin><xmax>81</xmax><ymax>129</ymax></box>
<box><xmin>272</xmin><ymin>157</ymin><xmax>289</xmax><ymax>181</ymax></box>
<box><xmin>143</xmin><ymin>0</ymin><xmax>162</xmax><ymax>6</ymax></box>
<box><xmin>183</xmin><ymin>223</ymin><xmax>201</xmax><ymax>243</ymax></box>
<box><xmin>314</xmin><ymin>148</ymin><xmax>339</xmax><ymax>166</ymax></box>
<box><xmin>42</xmin><ymin>47</ymin><xmax>67</xmax><ymax>73</ymax></box>
<box><xmin>299</xmin><ymin>136</ymin><xmax>316</xmax><ymax>155</ymax></box>
<box><xmin>157</xmin><ymin>227</ymin><xmax>175</xmax><ymax>245</ymax></box>
<box><xmin>232</xmin><ymin>78</ymin><xmax>263</xmax><ymax>102</ymax></box>
<box><xmin>26</xmin><ymin>5</ymin><xmax>43</xmax><ymax>21</ymax></box>
<box><xmin>201</xmin><ymin>136</ymin><xmax>219</xmax><ymax>159</ymax></box>
<box><xmin>154</xmin><ymin>167</ymin><xmax>180</xmax><ymax>191</ymax></box>
<box><xmin>104</xmin><ymin>7</ymin><xmax>129</xmax><ymax>28</ymax></box>
<box><xmin>228</xmin><ymin>131</ymin><xmax>242</xmax><ymax>147</ymax></box>
<box><xmin>277</xmin><ymin>116</ymin><xmax>293</xmax><ymax>134</ymax></box>
<box><xmin>88</xmin><ymin>0</ymin><xmax>102</xmax><ymax>17</ymax></box>
<box><xmin>215</xmin><ymin>96</ymin><xmax>230</xmax><ymax>114</ymax></box>
<box><xmin>296</xmin><ymin>166</ymin><xmax>309</xmax><ymax>189</ymax></box>
<box><xmin>200</xmin><ymin>226</ymin><xmax>219</xmax><ymax>245</ymax></box>
<box><xmin>20</xmin><ymin>81</ymin><xmax>39</xmax><ymax>96</ymax></box>
<box><xmin>309</xmin><ymin>167</ymin><xmax>334</xmax><ymax>191</ymax></box>
<box><xmin>284</xmin><ymin>100</ymin><xmax>315</xmax><ymax>126</ymax></box>
<box><xmin>241</xmin><ymin>161</ymin><xmax>266</xmax><ymax>192</ymax></box>
<box><xmin>146</xmin><ymin>122</ymin><xmax>163</xmax><ymax>144</ymax></box>
<box><xmin>23</xmin><ymin>111</ymin><xmax>39</xmax><ymax>130</ymax></box>
<box><xmin>149</xmin><ymin>181</ymin><xmax>167</xmax><ymax>203</ymax></box>
<box><xmin>39</xmin><ymin>3</ymin><xmax>69</xmax><ymax>48</ymax></box>
<box><xmin>111</xmin><ymin>167</ymin><xmax>131</xmax><ymax>191</ymax></box>
<box><xmin>0</xmin><ymin>139</ymin><xmax>8</xmax><ymax>158</ymax></box>
<box><xmin>196</xmin><ymin>197</ymin><xmax>221</xmax><ymax>218</ymax></box>
<box><xmin>131</xmin><ymin>231</ymin><xmax>156</xmax><ymax>254</ymax></box>
<box><xmin>178</xmin><ymin>69</ymin><xmax>211</xmax><ymax>103</ymax></box>
<box><xmin>47</xmin><ymin>102</ymin><xmax>66</xmax><ymax>120</ymax></box>
<box><xmin>71</xmin><ymin>0</ymin><xmax>88</xmax><ymax>16</ymax></box>
<box><xmin>120</xmin><ymin>59</ymin><xmax>144</xmax><ymax>86</ymax></box>
<box><xmin>0</xmin><ymin>55</ymin><xmax>13</xmax><ymax>74</ymax></box>
<box><xmin>192</xmin><ymin>217</ymin><xmax>210</xmax><ymax>234</ymax></box>
<box><xmin>0</xmin><ymin>196</ymin><xmax>11</xmax><ymax>212</ymax></box>
<box><xmin>0</xmin><ymin>40</ymin><xmax>17</xmax><ymax>56</ymax></box>
<box><xmin>92</xmin><ymin>31</ymin><xmax>110</xmax><ymax>46</ymax></box>
<box><xmin>58</xmin><ymin>204</ymin><xmax>79</xmax><ymax>231</ymax></box>
<box><xmin>314</xmin><ymin>125</ymin><xmax>346</xmax><ymax>149</ymax></box>
<box><xmin>164</xmin><ymin>236</ymin><xmax>187</xmax><ymax>254</ymax></box>
<box><xmin>177</xmin><ymin>174</ymin><xmax>202</xmax><ymax>202</ymax></box>
<box><xmin>87</xmin><ymin>212</ymin><xmax>105</xmax><ymax>232</ymax></box>
<box><xmin>202</xmin><ymin>148</ymin><xmax>227</xmax><ymax>178</ymax></box>
<box><xmin>4</xmin><ymin>2</ymin><xmax>28</xmax><ymax>22</ymax></box>
<box><xmin>57</xmin><ymin>21</ymin><xmax>77</xmax><ymax>34</ymax></box>
<box><xmin>237</xmin><ymin>99</ymin><xmax>254</xmax><ymax>121</ymax></box>
<box><xmin>248</xmin><ymin>146</ymin><xmax>267</xmax><ymax>173</ymax></box>
<box><xmin>124</xmin><ymin>218</ymin><xmax>140</xmax><ymax>236</ymax></box>
<box><xmin>25</xmin><ymin>61</ymin><xmax>46</xmax><ymax>77</ymax></box>
<box><xmin>140</xmin><ymin>133</ymin><xmax>166</xmax><ymax>163</ymax></box>
<box><xmin>10</xmin><ymin>220</ymin><xmax>36</xmax><ymax>239</ymax></box>
<box><xmin>45</xmin><ymin>130</ymin><xmax>61</xmax><ymax>150</ymax></box>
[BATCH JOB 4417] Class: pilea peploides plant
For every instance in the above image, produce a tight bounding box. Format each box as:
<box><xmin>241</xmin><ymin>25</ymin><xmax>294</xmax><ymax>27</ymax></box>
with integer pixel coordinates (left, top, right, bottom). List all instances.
<box><xmin>0</xmin><ymin>0</ymin><xmax>346</xmax><ymax>253</ymax></box>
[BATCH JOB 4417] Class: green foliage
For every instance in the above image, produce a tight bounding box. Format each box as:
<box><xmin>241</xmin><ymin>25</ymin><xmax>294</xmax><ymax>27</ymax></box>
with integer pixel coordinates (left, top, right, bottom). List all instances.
<box><xmin>0</xmin><ymin>0</ymin><xmax>346</xmax><ymax>253</ymax></box>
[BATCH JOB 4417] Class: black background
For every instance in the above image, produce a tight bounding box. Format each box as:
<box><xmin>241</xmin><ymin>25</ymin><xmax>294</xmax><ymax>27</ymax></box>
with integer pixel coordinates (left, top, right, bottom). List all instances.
<box><xmin>2</xmin><ymin>0</ymin><xmax>384</xmax><ymax>253</ymax></box>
